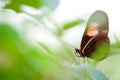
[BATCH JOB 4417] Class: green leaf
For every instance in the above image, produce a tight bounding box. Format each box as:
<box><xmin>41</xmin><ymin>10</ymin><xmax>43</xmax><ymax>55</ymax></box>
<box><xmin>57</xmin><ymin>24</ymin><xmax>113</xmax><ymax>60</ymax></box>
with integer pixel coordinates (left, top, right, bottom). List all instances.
<box><xmin>41</xmin><ymin>0</ymin><xmax>59</xmax><ymax>10</ymax></box>
<box><xmin>0</xmin><ymin>23</ymin><xmax>64</xmax><ymax>80</ymax></box>
<box><xmin>63</xmin><ymin>19</ymin><xmax>84</xmax><ymax>30</ymax></box>
<box><xmin>65</xmin><ymin>63</ymin><xmax>109</xmax><ymax>80</ymax></box>
<box><xmin>4</xmin><ymin>0</ymin><xmax>59</xmax><ymax>12</ymax></box>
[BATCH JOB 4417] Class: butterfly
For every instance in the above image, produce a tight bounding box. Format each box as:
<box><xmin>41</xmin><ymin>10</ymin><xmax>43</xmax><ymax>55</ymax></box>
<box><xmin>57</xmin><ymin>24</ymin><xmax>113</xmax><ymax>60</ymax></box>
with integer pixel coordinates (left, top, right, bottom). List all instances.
<box><xmin>75</xmin><ymin>10</ymin><xmax>110</xmax><ymax>61</ymax></box>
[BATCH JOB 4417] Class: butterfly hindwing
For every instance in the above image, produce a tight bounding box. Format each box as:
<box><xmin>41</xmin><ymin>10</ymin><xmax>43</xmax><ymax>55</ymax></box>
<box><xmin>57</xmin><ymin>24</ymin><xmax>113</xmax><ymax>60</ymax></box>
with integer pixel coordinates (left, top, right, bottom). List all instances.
<box><xmin>80</xmin><ymin>10</ymin><xmax>110</xmax><ymax>60</ymax></box>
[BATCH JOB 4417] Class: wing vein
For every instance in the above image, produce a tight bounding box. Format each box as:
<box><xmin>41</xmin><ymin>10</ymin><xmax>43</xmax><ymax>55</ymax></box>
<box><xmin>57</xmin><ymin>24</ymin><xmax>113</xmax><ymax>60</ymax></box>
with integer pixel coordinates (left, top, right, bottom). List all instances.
<box><xmin>82</xmin><ymin>36</ymin><xmax>97</xmax><ymax>54</ymax></box>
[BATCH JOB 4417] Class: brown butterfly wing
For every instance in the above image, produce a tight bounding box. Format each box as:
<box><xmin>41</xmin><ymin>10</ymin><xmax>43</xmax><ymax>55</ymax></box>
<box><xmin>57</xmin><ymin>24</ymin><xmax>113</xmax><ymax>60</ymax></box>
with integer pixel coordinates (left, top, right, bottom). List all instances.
<box><xmin>80</xmin><ymin>10</ymin><xmax>110</xmax><ymax>60</ymax></box>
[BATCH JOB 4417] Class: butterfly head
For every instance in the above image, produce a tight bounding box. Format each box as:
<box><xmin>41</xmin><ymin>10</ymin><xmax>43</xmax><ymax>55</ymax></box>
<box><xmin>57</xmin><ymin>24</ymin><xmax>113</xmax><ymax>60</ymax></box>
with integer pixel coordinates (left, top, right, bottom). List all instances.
<box><xmin>75</xmin><ymin>48</ymin><xmax>85</xmax><ymax>58</ymax></box>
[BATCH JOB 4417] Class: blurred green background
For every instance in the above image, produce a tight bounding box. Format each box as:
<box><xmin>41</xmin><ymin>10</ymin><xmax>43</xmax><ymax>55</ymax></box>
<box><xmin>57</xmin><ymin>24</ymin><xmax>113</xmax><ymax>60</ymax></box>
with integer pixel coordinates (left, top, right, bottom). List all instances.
<box><xmin>0</xmin><ymin>0</ymin><xmax>120</xmax><ymax>80</ymax></box>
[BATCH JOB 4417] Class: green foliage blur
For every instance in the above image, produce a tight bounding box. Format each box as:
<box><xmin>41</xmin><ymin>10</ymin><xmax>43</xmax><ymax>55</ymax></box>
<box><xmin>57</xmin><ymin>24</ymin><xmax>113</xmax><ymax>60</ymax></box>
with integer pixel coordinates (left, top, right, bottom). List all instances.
<box><xmin>0</xmin><ymin>0</ymin><xmax>120</xmax><ymax>80</ymax></box>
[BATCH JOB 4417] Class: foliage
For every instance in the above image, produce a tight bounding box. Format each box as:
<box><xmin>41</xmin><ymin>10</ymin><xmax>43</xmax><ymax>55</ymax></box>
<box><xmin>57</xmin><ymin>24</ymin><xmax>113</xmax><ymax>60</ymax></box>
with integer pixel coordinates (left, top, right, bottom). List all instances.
<box><xmin>4</xmin><ymin>0</ymin><xmax>59</xmax><ymax>12</ymax></box>
<box><xmin>0</xmin><ymin>0</ymin><xmax>120</xmax><ymax>80</ymax></box>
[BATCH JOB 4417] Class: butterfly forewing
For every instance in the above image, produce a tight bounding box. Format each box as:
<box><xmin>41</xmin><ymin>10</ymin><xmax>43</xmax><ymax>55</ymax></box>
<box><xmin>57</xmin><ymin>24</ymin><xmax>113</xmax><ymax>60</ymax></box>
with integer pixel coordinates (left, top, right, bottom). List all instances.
<box><xmin>80</xmin><ymin>10</ymin><xmax>110</xmax><ymax>60</ymax></box>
